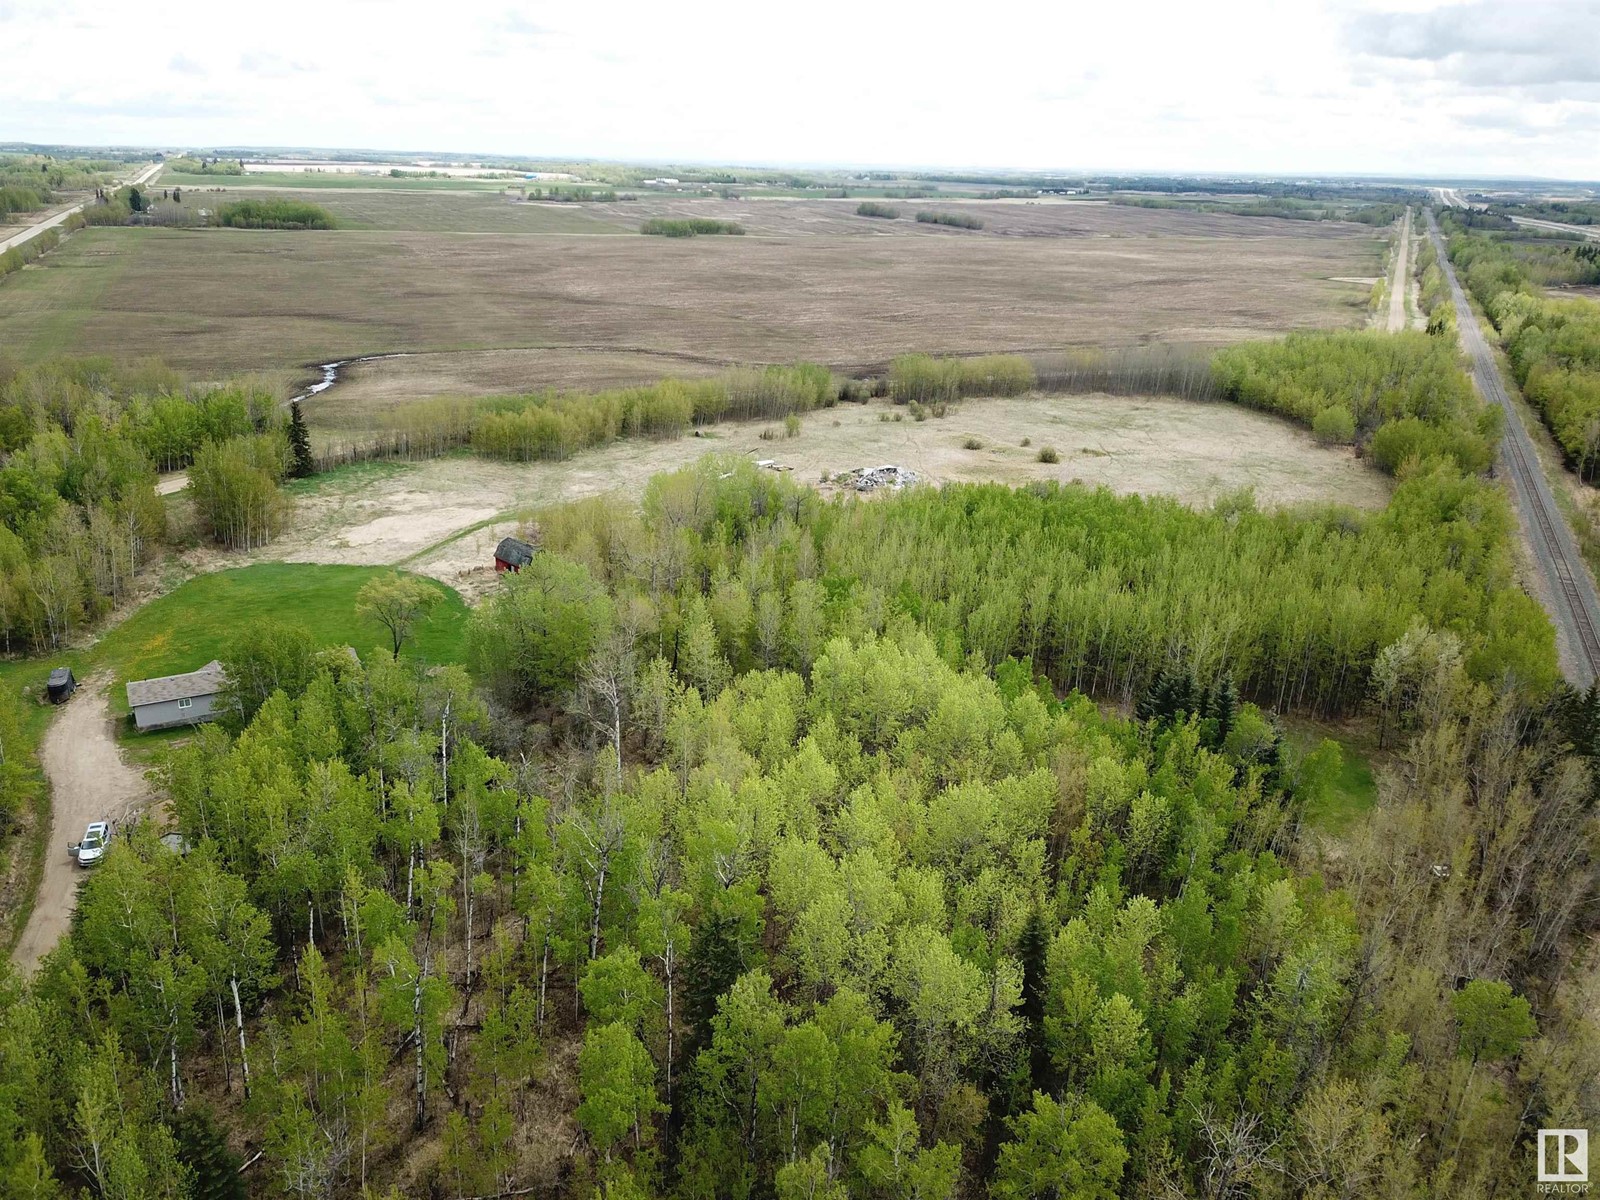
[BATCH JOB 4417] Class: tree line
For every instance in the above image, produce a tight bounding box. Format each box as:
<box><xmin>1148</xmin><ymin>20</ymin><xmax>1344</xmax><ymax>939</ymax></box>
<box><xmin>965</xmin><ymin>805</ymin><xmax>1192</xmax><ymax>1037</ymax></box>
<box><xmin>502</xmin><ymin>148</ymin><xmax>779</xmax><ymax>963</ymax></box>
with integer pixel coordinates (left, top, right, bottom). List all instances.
<box><xmin>216</xmin><ymin>200</ymin><xmax>335</xmax><ymax>231</ymax></box>
<box><xmin>0</xmin><ymin>359</ymin><xmax>295</xmax><ymax>652</ymax></box>
<box><xmin>1212</xmin><ymin>330</ymin><xmax>1496</xmax><ymax>475</ymax></box>
<box><xmin>318</xmin><ymin>365</ymin><xmax>839</xmax><ymax>469</ymax></box>
<box><xmin>916</xmin><ymin>211</ymin><xmax>984</xmax><ymax>230</ymax></box>
<box><xmin>1444</xmin><ymin>219</ymin><xmax>1600</xmax><ymax>480</ymax></box>
<box><xmin>641</xmin><ymin>219</ymin><xmax>745</xmax><ymax>238</ymax></box>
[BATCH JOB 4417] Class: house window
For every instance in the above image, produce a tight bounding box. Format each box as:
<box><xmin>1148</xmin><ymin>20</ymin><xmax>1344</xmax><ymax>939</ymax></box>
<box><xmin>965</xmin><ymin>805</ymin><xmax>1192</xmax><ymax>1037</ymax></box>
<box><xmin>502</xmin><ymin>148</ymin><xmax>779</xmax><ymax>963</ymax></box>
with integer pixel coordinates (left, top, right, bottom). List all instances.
<box><xmin>177</xmin><ymin>697</ymin><xmax>193</xmax><ymax>710</ymax></box>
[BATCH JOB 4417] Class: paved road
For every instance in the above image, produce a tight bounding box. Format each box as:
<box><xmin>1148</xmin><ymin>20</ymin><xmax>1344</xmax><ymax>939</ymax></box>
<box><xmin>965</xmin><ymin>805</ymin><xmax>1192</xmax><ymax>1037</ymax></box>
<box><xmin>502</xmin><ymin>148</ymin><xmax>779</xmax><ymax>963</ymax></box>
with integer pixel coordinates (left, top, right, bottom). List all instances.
<box><xmin>10</xmin><ymin>675</ymin><xmax>152</xmax><ymax>973</ymax></box>
<box><xmin>1426</xmin><ymin>208</ymin><xmax>1600</xmax><ymax>686</ymax></box>
<box><xmin>0</xmin><ymin>161</ymin><xmax>163</xmax><ymax>256</ymax></box>
<box><xmin>1387</xmin><ymin>208</ymin><xmax>1412</xmax><ymax>332</ymax></box>
<box><xmin>1509</xmin><ymin>215</ymin><xmax>1600</xmax><ymax>244</ymax></box>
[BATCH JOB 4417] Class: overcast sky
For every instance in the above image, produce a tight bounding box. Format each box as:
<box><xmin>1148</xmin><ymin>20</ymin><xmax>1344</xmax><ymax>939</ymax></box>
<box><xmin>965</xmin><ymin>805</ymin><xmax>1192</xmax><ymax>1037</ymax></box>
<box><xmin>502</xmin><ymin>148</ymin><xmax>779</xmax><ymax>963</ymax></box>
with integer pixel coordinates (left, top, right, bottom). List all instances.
<box><xmin>2</xmin><ymin>0</ymin><xmax>1596</xmax><ymax>179</ymax></box>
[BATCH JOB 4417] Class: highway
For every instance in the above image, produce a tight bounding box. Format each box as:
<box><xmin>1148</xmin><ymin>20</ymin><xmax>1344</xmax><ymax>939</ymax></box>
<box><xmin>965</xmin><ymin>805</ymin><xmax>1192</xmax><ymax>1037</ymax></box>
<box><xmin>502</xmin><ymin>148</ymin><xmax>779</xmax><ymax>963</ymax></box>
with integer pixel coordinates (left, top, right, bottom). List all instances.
<box><xmin>1509</xmin><ymin>214</ymin><xmax>1600</xmax><ymax>243</ymax></box>
<box><xmin>1425</xmin><ymin>207</ymin><xmax>1600</xmax><ymax>686</ymax></box>
<box><xmin>0</xmin><ymin>160</ymin><xmax>163</xmax><ymax>256</ymax></box>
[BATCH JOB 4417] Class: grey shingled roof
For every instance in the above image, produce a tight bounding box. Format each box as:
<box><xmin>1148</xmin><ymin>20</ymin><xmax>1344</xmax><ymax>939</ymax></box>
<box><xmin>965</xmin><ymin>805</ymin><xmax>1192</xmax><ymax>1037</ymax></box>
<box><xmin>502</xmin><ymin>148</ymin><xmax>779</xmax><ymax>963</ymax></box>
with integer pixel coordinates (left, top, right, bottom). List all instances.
<box><xmin>495</xmin><ymin>536</ymin><xmax>536</xmax><ymax>566</ymax></box>
<box><xmin>125</xmin><ymin>660</ymin><xmax>227</xmax><ymax>708</ymax></box>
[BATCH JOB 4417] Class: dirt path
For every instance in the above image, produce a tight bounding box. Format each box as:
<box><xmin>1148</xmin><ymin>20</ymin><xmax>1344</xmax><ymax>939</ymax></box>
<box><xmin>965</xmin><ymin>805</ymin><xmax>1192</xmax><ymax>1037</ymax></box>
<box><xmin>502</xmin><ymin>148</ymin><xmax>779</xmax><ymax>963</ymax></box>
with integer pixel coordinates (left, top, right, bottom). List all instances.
<box><xmin>10</xmin><ymin>675</ymin><xmax>152</xmax><ymax>973</ymax></box>
<box><xmin>156</xmin><ymin>470</ymin><xmax>189</xmax><ymax>496</ymax></box>
<box><xmin>1386</xmin><ymin>209</ymin><xmax>1412</xmax><ymax>332</ymax></box>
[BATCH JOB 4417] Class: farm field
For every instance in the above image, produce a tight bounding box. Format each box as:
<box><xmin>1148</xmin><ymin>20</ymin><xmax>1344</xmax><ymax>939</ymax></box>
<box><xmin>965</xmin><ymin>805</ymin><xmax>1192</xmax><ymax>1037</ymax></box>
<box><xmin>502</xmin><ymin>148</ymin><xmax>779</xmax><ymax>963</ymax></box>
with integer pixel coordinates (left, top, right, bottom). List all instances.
<box><xmin>254</xmin><ymin>393</ymin><xmax>1390</xmax><ymax>597</ymax></box>
<box><xmin>155</xmin><ymin>170</ymin><xmax>516</xmax><ymax>191</ymax></box>
<box><xmin>0</xmin><ymin>199</ymin><xmax>1383</xmax><ymax>389</ymax></box>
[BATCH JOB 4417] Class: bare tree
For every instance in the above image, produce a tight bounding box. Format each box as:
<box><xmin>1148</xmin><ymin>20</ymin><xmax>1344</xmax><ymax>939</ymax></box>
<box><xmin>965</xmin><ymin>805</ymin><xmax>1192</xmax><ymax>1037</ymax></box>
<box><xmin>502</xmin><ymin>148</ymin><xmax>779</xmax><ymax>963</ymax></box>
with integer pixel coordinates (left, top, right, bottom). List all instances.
<box><xmin>575</xmin><ymin>624</ymin><xmax>639</xmax><ymax>788</ymax></box>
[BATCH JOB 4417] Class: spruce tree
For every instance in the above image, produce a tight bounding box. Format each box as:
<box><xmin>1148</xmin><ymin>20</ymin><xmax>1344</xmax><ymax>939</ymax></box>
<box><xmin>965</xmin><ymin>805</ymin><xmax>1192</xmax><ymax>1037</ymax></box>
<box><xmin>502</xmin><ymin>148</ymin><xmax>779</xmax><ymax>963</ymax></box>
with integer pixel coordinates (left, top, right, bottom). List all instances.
<box><xmin>1209</xmin><ymin>672</ymin><xmax>1239</xmax><ymax>749</ymax></box>
<box><xmin>287</xmin><ymin>400</ymin><xmax>315</xmax><ymax>478</ymax></box>
<box><xmin>172</xmin><ymin>1107</ymin><xmax>245</xmax><ymax>1200</ymax></box>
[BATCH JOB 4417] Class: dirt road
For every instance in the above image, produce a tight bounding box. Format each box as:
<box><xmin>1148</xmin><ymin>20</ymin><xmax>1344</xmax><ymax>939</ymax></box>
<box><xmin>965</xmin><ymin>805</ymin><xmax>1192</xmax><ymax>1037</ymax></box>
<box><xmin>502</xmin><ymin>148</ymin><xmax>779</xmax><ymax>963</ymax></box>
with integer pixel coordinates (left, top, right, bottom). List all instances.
<box><xmin>1386</xmin><ymin>209</ymin><xmax>1412</xmax><ymax>332</ymax></box>
<box><xmin>0</xmin><ymin>161</ymin><xmax>162</xmax><ymax>256</ymax></box>
<box><xmin>1426</xmin><ymin>208</ymin><xmax>1600</xmax><ymax>685</ymax></box>
<box><xmin>10</xmin><ymin>675</ymin><xmax>152</xmax><ymax>973</ymax></box>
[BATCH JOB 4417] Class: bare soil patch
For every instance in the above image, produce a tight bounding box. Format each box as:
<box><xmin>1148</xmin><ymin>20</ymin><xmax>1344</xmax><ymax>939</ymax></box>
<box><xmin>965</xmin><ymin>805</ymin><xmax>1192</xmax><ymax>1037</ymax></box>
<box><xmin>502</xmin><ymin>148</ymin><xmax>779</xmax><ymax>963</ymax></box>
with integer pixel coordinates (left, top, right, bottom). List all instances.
<box><xmin>256</xmin><ymin>394</ymin><xmax>1389</xmax><ymax>597</ymax></box>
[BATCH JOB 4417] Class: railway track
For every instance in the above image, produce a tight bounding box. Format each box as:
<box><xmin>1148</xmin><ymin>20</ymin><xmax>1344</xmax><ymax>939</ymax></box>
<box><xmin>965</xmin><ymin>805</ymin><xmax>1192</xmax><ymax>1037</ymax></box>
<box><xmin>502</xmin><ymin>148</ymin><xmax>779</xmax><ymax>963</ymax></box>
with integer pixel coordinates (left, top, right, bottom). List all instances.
<box><xmin>1425</xmin><ymin>209</ymin><xmax>1600</xmax><ymax>685</ymax></box>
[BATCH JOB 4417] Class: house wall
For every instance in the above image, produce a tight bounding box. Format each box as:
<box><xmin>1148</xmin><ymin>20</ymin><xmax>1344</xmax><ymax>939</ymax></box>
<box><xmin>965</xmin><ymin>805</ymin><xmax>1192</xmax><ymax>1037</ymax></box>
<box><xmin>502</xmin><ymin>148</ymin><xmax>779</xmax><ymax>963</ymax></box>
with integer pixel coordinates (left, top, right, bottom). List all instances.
<box><xmin>131</xmin><ymin>691</ymin><xmax>221</xmax><ymax>732</ymax></box>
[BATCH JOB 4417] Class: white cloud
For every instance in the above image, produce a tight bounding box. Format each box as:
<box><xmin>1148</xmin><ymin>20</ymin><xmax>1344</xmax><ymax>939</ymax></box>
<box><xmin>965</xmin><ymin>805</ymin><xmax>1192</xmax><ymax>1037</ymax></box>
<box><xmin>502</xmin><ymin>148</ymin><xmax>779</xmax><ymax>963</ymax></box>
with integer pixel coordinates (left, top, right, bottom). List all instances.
<box><xmin>0</xmin><ymin>0</ymin><xmax>1594</xmax><ymax>178</ymax></box>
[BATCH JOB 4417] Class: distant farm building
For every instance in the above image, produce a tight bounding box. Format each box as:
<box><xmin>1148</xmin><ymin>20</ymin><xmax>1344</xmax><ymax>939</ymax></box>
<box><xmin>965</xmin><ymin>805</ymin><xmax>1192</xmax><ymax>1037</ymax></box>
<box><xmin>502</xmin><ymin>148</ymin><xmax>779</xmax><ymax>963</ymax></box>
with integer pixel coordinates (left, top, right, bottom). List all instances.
<box><xmin>126</xmin><ymin>660</ymin><xmax>227</xmax><ymax>731</ymax></box>
<box><xmin>494</xmin><ymin>536</ymin><xmax>537</xmax><ymax>573</ymax></box>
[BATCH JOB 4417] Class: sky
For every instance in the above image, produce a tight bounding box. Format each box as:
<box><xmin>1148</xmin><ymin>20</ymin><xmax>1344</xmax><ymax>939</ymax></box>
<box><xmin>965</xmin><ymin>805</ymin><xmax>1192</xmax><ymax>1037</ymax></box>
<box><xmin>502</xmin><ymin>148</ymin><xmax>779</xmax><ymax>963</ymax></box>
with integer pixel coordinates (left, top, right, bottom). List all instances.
<box><xmin>2</xmin><ymin>0</ymin><xmax>1597</xmax><ymax>179</ymax></box>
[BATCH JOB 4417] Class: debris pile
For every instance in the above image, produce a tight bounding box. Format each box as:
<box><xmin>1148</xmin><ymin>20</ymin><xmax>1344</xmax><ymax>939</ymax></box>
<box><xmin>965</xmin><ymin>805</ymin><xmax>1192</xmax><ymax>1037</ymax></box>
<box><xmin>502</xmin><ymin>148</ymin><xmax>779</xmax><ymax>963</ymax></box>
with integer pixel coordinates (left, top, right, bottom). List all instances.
<box><xmin>839</xmin><ymin>464</ymin><xmax>919</xmax><ymax>492</ymax></box>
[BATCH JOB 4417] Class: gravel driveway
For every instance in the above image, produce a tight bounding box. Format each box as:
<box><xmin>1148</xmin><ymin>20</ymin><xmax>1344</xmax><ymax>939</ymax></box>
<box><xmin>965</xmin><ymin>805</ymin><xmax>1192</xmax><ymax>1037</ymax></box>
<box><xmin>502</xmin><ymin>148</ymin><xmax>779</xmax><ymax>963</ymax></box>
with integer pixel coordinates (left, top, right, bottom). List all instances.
<box><xmin>10</xmin><ymin>674</ymin><xmax>152</xmax><ymax>973</ymax></box>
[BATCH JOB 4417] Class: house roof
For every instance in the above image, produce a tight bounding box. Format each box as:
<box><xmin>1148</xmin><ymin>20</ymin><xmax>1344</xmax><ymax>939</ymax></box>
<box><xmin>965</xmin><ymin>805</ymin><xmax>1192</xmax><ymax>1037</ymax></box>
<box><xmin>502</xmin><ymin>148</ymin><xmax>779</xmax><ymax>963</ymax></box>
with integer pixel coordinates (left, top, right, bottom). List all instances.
<box><xmin>495</xmin><ymin>536</ymin><xmax>536</xmax><ymax>566</ymax></box>
<box><xmin>126</xmin><ymin>660</ymin><xmax>227</xmax><ymax>708</ymax></box>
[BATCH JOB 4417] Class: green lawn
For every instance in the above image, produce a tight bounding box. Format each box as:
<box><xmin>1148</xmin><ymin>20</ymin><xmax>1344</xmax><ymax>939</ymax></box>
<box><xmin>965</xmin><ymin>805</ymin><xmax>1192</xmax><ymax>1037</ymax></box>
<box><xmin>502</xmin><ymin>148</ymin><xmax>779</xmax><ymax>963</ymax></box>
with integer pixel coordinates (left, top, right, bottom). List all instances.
<box><xmin>1294</xmin><ymin>731</ymin><xmax>1379</xmax><ymax>834</ymax></box>
<box><xmin>0</xmin><ymin>563</ymin><xmax>471</xmax><ymax>721</ymax></box>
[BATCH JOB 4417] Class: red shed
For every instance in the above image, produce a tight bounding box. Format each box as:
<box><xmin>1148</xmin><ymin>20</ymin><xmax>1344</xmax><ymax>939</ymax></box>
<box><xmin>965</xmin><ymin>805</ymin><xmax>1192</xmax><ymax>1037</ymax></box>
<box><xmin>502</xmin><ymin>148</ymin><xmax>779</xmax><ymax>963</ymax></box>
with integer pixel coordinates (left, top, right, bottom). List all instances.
<box><xmin>494</xmin><ymin>536</ymin><xmax>536</xmax><ymax>573</ymax></box>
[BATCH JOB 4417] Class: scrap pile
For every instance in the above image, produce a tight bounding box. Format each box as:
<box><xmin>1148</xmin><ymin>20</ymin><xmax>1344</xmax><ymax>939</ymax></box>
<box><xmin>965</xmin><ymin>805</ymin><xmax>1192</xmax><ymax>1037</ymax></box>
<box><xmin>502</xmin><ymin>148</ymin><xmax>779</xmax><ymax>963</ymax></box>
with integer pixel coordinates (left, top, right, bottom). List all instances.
<box><xmin>840</xmin><ymin>464</ymin><xmax>919</xmax><ymax>492</ymax></box>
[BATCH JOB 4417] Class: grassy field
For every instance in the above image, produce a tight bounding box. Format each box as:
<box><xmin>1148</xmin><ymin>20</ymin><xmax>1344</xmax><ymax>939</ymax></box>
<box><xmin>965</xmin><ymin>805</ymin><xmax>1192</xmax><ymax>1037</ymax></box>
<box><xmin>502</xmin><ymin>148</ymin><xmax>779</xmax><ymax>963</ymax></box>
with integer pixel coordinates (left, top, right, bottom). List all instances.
<box><xmin>154</xmin><ymin>187</ymin><xmax>630</xmax><ymax>234</ymax></box>
<box><xmin>0</xmin><ymin>563</ymin><xmax>470</xmax><ymax>721</ymax></box>
<box><xmin>157</xmin><ymin>170</ymin><xmax>516</xmax><ymax>191</ymax></box>
<box><xmin>0</xmin><ymin>201</ymin><xmax>1382</xmax><ymax>388</ymax></box>
<box><xmin>1287</xmin><ymin>717</ymin><xmax>1381</xmax><ymax>833</ymax></box>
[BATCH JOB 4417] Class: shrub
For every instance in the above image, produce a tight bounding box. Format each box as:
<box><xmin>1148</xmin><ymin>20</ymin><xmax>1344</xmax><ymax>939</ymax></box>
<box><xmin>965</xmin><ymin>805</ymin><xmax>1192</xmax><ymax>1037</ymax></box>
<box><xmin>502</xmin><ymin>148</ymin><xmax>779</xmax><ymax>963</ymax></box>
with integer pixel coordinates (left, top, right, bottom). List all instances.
<box><xmin>0</xmin><ymin>227</ymin><xmax>60</xmax><ymax>279</ymax></box>
<box><xmin>1020</xmin><ymin>436</ymin><xmax>1032</xmax><ymax>447</ymax></box>
<box><xmin>783</xmin><ymin>414</ymin><xmax>801</xmax><ymax>438</ymax></box>
<box><xmin>215</xmin><ymin>199</ymin><xmax>334</xmax><ymax>230</ymax></box>
<box><xmin>640</xmin><ymin>218</ymin><xmax>744</xmax><ymax>237</ymax></box>
<box><xmin>963</xmin><ymin>436</ymin><xmax>983</xmax><ymax>449</ymax></box>
<box><xmin>1311</xmin><ymin>404</ymin><xmax>1356</xmax><ymax>445</ymax></box>
<box><xmin>1037</xmin><ymin>446</ymin><xmax>1060</xmax><ymax>463</ymax></box>
<box><xmin>889</xmin><ymin>354</ymin><xmax>1035</xmax><ymax>404</ymax></box>
<box><xmin>468</xmin><ymin>556</ymin><xmax>612</xmax><ymax>706</ymax></box>
<box><xmin>916</xmin><ymin>210</ymin><xmax>984</xmax><ymax>230</ymax></box>
<box><xmin>856</xmin><ymin>201</ymin><xmax>900</xmax><ymax>219</ymax></box>
<box><xmin>722</xmin><ymin>363</ymin><xmax>833</xmax><ymax>420</ymax></box>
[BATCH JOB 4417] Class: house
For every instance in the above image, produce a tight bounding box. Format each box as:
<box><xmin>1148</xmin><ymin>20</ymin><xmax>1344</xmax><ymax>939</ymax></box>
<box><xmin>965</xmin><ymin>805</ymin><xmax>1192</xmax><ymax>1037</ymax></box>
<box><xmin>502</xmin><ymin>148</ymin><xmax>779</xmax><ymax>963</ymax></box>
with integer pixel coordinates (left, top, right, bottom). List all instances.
<box><xmin>125</xmin><ymin>660</ymin><xmax>228</xmax><ymax>732</ymax></box>
<box><xmin>494</xmin><ymin>536</ymin><xmax>537</xmax><ymax>573</ymax></box>
<box><xmin>46</xmin><ymin>667</ymin><xmax>76</xmax><ymax>704</ymax></box>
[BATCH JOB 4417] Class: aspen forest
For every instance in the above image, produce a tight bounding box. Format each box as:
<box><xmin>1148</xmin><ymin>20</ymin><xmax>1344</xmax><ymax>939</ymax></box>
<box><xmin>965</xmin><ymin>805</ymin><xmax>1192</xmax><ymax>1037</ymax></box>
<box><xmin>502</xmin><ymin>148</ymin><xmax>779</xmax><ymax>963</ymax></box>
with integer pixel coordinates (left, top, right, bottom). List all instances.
<box><xmin>0</xmin><ymin>359</ymin><xmax>290</xmax><ymax>650</ymax></box>
<box><xmin>0</xmin><ymin>314</ymin><xmax>1595</xmax><ymax>1200</ymax></box>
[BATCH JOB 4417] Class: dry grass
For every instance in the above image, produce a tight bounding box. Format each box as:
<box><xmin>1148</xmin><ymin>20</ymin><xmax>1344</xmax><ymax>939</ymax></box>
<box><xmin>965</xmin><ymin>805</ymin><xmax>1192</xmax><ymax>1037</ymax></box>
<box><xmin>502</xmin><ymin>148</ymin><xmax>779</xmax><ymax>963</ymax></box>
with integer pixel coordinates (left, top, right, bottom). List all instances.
<box><xmin>0</xmin><ymin>201</ymin><xmax>1382</xmax><ymax>394</ymax></box>
<box><xmin>229</xmin><ymin>393</ymin><xmax>1389</xmax><ymax>599</ymax></box>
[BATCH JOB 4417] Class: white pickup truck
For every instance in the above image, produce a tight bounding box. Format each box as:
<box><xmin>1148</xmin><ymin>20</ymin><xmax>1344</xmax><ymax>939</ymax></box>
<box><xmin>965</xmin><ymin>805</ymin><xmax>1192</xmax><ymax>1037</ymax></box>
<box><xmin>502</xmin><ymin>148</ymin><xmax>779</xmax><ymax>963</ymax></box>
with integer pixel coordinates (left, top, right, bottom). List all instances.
<box><xmin>69</xmin><ymin>821</ymin><xmax>111</xmax><ymax>868</ymax></box>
